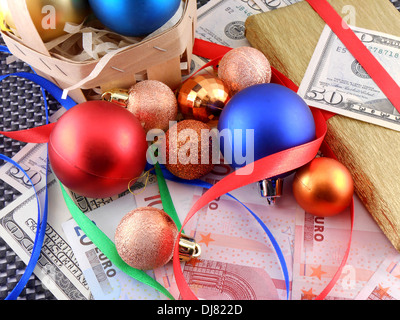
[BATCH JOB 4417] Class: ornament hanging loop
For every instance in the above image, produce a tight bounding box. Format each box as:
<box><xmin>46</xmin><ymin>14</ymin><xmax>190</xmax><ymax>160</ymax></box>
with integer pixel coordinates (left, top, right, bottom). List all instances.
<box><xmin>259</xmin><ymin>178</ymin><xmax>283</xmax><ymax>205</ymax></box>
<box><xmin>178</xmin><ymin>234</ymin><xmax>201</xmax><ymax>262</ymax></box>
<box><xmin>101</xmin><ymin>88</ymin><xmax>129</xmax><ymax>107</ymax></box>
<box><xmin>128</xmin><ymin>169</ymin><xmax>153</xmax><ymax>196</ymax></box>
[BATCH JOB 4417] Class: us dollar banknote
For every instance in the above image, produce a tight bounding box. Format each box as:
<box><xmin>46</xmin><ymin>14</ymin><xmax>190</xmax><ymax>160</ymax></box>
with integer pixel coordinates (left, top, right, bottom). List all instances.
<box><xmin>0</xmin><ymin>129</ymin><xmax>93</xmax><ymax>299</ymax></box>
<box><xmin>0</xmin><ymin>109</ymin><xmax>65</xmax><ymax>194</ymax></box>
<box><xmin>298</xmin><ymin>25</ymin><xmax>400</xmax><ymax>131</ymax></box>
<box><xmin>196</xmin><ymin>0</ymin><xmax>300</xmax><ymax>48</ymax></box>
<box><xmin>253</xmin><ymin>0</ymin><xmax>302</xmax><ymax>12</ymax></box>
<box><xmin>0</xmin><ymin>170</ymin><xmax>92</xmax><ymax>300</ymax></box>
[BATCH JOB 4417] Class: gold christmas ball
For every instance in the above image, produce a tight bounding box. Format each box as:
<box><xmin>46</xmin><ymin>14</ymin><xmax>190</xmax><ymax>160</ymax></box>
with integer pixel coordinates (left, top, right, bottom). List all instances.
<box><xmin>0</xmin><ymin>0</ymin><xmax>12</xmax><ymax>29</ymax></box>
<box><xmin>165</xmin><ymin>120</ymin><xmax>215</xmax><ymax>180</ymax></box>
<box><xmin>176</xmin><ymin>74</ymin><xmax>231</xmax><ymax>124</ymax></box>
<box><xmin>127</xmin><ymin>80</ymin><xmax>178</xmax><ymax>133</ymax></box>
<box><xmin>0</xmin><ymin>0</ymin><xmax>90</xmax><ymax>42</ymax></box>
<box><xmin>115</xmin><ymin>207</ymin><xmax>178</xmax><ymax>270</ymax></box>
<box><xmin>292</xmin><ymin>157</ymin><xmax>354</xmax><ymax>217</ymax></box>
<box><xmin>218</xmin><ymin>46</ymin><xmax>272</xmax><ymax>95</ymax></box>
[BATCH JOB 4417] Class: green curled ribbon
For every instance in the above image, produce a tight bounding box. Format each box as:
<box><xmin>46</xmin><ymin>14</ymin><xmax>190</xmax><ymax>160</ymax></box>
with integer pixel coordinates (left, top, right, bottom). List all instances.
<box><xmin>153</xmin><ymin>162</ymin><xmax>183</xmax><ymax>233</ymax></box>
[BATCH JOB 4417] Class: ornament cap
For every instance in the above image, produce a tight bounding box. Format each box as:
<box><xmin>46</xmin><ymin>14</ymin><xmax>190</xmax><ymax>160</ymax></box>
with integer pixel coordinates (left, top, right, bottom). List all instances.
<box><xmin>101</xmin><ymin>89</ymin><xmax>129</xmax><ymax>107</ymax></box>
<box><xmin>179</xmin><ymin>234</ymin><xmax>201</xmax><ymax>262</ymax></box>
<box><xmin>259</xmin><ymin>178</ymin><xmax>284</xmax><ymax>205</ymax></box>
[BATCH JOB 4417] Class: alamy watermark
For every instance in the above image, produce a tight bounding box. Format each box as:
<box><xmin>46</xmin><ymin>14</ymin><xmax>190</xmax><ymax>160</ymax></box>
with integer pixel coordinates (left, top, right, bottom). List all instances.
<box><xmin>41</xmin><ymin>5</ymin><xmax>57</xmax><ymax>30</ymax></box>
<box><xmin>147</xmin><ymin>122</ymin><xmax>255</xmax><ymax>175</ymax></box>
<box><xmin>342</xmin><ymin>5</ymin><xmax>357</xmax><ymax>29</ymax></box>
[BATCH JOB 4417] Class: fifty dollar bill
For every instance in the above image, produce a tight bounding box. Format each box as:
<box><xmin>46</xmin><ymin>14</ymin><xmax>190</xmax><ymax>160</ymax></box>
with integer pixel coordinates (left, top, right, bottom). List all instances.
<box><xmin>0</xmin><ymin>165</ymin><xmax>91</xmax><ymax>300</ymax></box>
<box><xmin>298</xmin><ymin>25</ymin><xmax>400</xmax><ymax>131</ymax></box>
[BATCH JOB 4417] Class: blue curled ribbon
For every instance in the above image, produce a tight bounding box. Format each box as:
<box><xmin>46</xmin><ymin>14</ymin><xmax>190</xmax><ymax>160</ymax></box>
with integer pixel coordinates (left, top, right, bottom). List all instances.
<box><xmin>0</xmin><ymin>154</ymin><xmax>48</xmax><ymax>300</ymax></box>
<box><xmin>0</xmin><ymin>45</ymin><xmax>76</xmax><ymax>300</ymax></box>
<box><xmin>155</xmin><ymin>164</ymin><xmax>291</xmax><ymax>300</ymax></box>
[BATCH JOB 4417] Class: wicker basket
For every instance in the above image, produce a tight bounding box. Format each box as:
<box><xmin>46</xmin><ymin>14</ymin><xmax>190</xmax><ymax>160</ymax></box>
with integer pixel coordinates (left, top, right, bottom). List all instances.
<box><xmin>1</xmin><ymin>0</ymin><xmax>197</xmax><ymax>103</ymax></box>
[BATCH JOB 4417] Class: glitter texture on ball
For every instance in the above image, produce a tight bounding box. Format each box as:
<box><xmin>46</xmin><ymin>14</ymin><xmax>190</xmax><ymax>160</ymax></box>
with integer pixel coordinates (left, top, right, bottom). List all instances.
<box><xmin>115</xmin><ymin>207</ymin><xmax>178</xmax><ymax>270</ymax></box>
<box><xmin>127</xmin><ymin>80</ymin><xmax>178</xmax><ymax>133</ymax></box>
<box><xmin>218</xmin><ymin>47</ymin><xmax>272</xmax><ymax>95</ymax></box>
<box><xmin>165</xmin><ymin>120</ymin><xmax>215</xmax><ymax>180</ymax></box>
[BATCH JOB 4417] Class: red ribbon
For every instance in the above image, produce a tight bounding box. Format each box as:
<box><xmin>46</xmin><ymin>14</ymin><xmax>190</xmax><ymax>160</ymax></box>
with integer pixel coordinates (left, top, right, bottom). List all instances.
<box><xmin>0</xmin><ymin>123</ymin><xmax>55</xmax><ymax>143</ymax></box>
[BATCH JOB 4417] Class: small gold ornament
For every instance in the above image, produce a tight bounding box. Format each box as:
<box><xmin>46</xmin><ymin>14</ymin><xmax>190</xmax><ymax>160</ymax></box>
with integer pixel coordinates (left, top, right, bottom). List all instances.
<box><xmin>292</xmin><ymin>157</ymin><xmax>354</xmax><ymax>217</ymax></box>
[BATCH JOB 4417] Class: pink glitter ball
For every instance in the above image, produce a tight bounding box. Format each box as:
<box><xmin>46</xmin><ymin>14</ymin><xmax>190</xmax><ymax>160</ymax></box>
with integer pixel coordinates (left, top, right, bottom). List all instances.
<box><xmin>127</xmin><ymin>80</ymin><xmax>178</xmax><ymax>132</ymax></box>
<box><xmin>218</xmin><ymin>47</ymin><xmax>272</xmax><ymax>95</ymax></box>
<box><xmin>115</xmin><ymin>207</ymin><xmax>178</xmax><ymax>270</ymax></box>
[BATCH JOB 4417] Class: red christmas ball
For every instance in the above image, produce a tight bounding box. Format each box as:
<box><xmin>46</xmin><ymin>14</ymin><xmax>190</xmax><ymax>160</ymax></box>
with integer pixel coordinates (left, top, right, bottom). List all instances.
<box><xmin>48</xmin><ymin>101</ymin><xmax>148</xmax><ymax>198</ymax></box>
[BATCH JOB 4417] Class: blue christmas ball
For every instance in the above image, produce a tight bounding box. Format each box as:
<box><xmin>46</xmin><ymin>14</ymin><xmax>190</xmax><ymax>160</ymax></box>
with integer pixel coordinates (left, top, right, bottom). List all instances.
<box><xmin>88</xmin><ymin>0</ymin><xmax>181</xmax><ymax>37</ymax></box>
<box><xmin>217</xmin><ymin>83</ymin><xmax>316</xmax><ymax>177</ymax></box>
